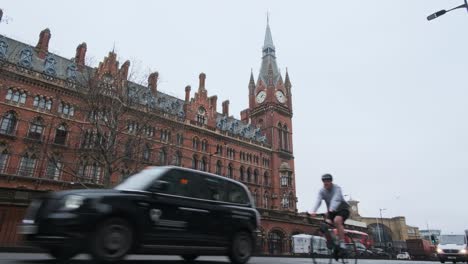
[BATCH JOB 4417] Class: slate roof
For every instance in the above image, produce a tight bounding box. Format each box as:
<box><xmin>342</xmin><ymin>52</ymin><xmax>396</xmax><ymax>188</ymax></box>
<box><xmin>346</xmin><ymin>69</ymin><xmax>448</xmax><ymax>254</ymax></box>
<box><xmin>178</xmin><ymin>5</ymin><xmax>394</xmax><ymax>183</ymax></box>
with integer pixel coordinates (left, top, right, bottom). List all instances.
<box><xmin>0</xmin><ymin>34</ymin><xmax>267</xmax><ymax>144</ymax></box>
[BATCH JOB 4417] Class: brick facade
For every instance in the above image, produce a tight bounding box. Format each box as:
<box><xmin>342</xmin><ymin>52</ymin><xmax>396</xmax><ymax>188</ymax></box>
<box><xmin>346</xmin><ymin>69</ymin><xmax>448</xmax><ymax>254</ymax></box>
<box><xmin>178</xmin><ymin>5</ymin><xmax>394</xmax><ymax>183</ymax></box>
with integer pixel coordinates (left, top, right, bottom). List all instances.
<box><xmin>0</xmin><ymin>22</ymin><xmax>336</xmax><ymax>254</ymax></box>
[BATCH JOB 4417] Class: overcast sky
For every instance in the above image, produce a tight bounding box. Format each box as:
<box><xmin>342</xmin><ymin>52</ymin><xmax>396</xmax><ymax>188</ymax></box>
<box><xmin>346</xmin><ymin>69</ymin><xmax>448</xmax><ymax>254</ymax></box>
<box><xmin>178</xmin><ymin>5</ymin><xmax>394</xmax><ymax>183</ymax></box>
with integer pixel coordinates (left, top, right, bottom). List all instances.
<box><xmin>2</xmin><ymin>0</ymin><xmax>468</xmax><ymax>234</ymax></box>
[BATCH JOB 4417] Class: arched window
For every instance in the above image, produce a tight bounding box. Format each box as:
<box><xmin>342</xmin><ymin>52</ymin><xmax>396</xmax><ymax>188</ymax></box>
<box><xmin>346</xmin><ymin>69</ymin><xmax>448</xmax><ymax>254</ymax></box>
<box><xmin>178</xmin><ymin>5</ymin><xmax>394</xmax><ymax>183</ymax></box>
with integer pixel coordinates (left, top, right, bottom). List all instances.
<box><xmin>46</xmin><ymin>158</ymin><xmax>62</xmax><ymax>180</ymax></box>
<box><xmin>278</xmin><ymin>122</ymin><xmax>283</xmax><ymax>150</ymax></box>
<box><xmin>263</xmin><ymin>192</ymin><xmax>269</xmax><ymax>209</ymax></box>
<box><xmin>79</xmin><ymin>161</ymin><xmax>102</xmax><ymax>184</ymax></box>
<box><xmin>264</xmin><ymin>171</ymin><xmax>269</xmax><ymax>186</ymax></box>
<box><xmin>268</xmin><ymin>230</ymin><xmax>284</xmax><ymax>254</ymax></box>
<box><xmin>18</xmin><ymin>153</ymin><xmax>37</xmax><ymax>177</ymax></box>
<box><xmin>254</xmin><ymin>169</ymin><xmax>259</xmax><ymax>184</ymax></box>
<box><xmin>0</xmin><ymin>149</ymin><xmax>9</xmax><ymax>173</ymax></box>
<box><xmin>281</xmin><ymin>193</ymin><xmax>290</xmax><ymax>208</ymax></box>
<box><xmin>28</xmin><ymin>117</ymin><xmax>44</xmax><ymax>140</ymax></box>
<box><xmin>197</xmin><ymin>106</ymin><xmax>207</xmax><ymax>125</ymax></box>
<box><xmin>247</xmin><ymin>168</ymin><xmax>252</xmax><ymax>182</ymax></box>
<box><xmin>200</xmin><ymin>156</ymin><xmax>208</xmax><ymax>172</ymax></box>
<box><xmin>201</xmin><ymin>139</ymin><xmax>208</xmax><ymax>152</ymax></box>
<box><xmin>54</xmin><ymin>124</ymin><xmax>68</xmax><ymax>145</ymax></box>
<box><xmin>227</xmin><ymin>163</ymin><xmax>233</xmax><ymax>178</ymax></box>
<box><xmin>173</xmin><ymin>151</ymin><xmax>182</xmax><ymax>166</ymax></box>
<box><xmin>216</xmin><ymin>160</ymin><xmax>222</xmax><ymax>175</ymax></box>
<box><xmin>159</xmin><ymin>148</ymin><xmax>167</xmax><ymax>165</ymax></box>
<box><xmin>288</xmin><ymin>192</ymin><xmax>295</xmax><ymax>209</ymax></box>
<box><xmin>143</xmin><ymin>145</ymin><xmax>151</xmax><ymax>161</ymax></box>
<box><xmin>253</xmin><ymin>189</ymin><xmax>258</xmax><ymax>207</ymax></box>
<box><xmin>192</xmin><ymin>155</ymin><xmax>198</xmax><ymax>169</ymax></box>
<box><xmin>240</xmin><ymin>166</ymin><xmax>245</xmax><ymax>182</ymax></box>
<box><xmin>0</xmin><ymin>111</ymin><xmax>17</xmax><ymax>135</ymax></box>
<box><xmin>192</xmin><ymin>137</ymin><xmax>199</xmax><ymax>150</ymax></box>
<box><xmin>283</xmin><ymin>125</ymin><xmax>289</xmax><ymax>151</ymax></box>
<box><xmin>176</xmin><ymin>133</ymin><xmax>184</xmax><ymax>146</ymax></box>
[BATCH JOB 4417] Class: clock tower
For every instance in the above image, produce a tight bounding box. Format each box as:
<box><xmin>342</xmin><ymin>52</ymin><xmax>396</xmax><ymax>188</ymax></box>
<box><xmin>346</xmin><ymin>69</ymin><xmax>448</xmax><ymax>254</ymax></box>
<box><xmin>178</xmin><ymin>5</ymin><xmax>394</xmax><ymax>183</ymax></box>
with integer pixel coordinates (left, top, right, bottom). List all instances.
<box><xmin>244</xmin><ymin>19</ymin><xmax>296</xmax><ymax>211</ymax></box>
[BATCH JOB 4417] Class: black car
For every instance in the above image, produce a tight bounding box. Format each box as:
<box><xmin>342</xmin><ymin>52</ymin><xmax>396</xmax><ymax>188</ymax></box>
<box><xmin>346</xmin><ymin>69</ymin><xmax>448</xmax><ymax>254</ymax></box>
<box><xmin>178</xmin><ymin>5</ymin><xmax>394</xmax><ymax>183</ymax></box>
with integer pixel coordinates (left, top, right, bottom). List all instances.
<box><xmin>18</xmin><ymin>166</ymin><xmax>261</xmax><ymax>264</ymax></box>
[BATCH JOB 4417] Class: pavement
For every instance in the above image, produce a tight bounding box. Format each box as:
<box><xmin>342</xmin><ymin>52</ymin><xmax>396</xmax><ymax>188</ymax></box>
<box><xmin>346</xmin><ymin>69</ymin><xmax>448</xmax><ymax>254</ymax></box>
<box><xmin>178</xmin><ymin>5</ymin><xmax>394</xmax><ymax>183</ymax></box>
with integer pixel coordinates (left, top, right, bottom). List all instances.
<box><xmin>0</xmin><ymin>253</ymin><xmax>439</xmax><ymax>264</ymax></box>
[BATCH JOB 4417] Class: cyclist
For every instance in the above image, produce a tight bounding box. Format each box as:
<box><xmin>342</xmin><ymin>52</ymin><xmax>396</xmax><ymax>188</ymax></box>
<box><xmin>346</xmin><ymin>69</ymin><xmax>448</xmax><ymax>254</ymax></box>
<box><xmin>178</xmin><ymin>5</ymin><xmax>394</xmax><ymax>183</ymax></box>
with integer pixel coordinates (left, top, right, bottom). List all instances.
<box><xmin>310</xmin><ymin>173</ymin><xmax>350</xmax><ymax>250</ymax></box>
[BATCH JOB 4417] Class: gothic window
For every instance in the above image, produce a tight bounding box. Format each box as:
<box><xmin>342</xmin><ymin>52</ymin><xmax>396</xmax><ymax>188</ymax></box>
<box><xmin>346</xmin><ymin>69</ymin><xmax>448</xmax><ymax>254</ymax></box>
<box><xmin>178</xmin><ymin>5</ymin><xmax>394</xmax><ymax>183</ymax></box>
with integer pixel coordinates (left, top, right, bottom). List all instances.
<box><xmin>192</xmin><ymin>155</ymin><xmax>198</xmax><ymax>170</ymax></box>
<box><xmin>216</xmin><ymin>160</ymin><xmax>222</xmax><ymax>175</ymax></box>
<box><xmin>58</xmin><ymin>102</ymin><xmax>75</xmax><ymax>117</ymax></box>
<box><xmin>159</xmin><ymin>148</ymin><xmax>167</xmax><ymax>165</ymax></box>
<box><xmin>0</xmin><ymin>150</ymin><xmax>9</xmax><ymax>173</ymax></box>
<box><xmin>200</xmin><ymin>157</ymin><xmax>208</xmax><ymax>172</ymax></box>
<box><xmin>0</xmin><ymin>111</ymin><xmax>17</xmax><ymax>135</ymax></box>
<box><xmin>280</xmin><ymin>172</ymin><xmax>288</xmax><ymax>187</ymax></box>
<box><xmin>196</xmin><ymin>106</ymin><xmax>207</xmax><ymax>125</ymax></box>
<box><xmin>247</xmin><ymin>168</ymin><xmax>252</xmax><ymax>182</ymax></box>
<box><xmin>254</xmin><ymin>169</ymin><xmax>259</xmax><ymax>184</ymax></box>
<box><xmin>54</xmin><ymin>124</ymin><xmax>68</xmax><ymax>145</ymax></box>
<box><xmin>28</xmin><ymin>117</ymin><xmax>44</xmax><ymax>140</ymax></box>
<box><xmin>264</xmin><ymin>171</ymin><xmax>269</xmax><ymax>186</ymax></box>
<box><xmin>227</xmin><ymin>163</ymin><xmax>233</xmax><ymax>178</ymax></box>
<box><xmin>33</xmin><ymin>96</ymin><xmax>52</xmax><ymax>111</ymax></box>
<box><xmin>216</xmin><ymin>144</ymin><xmax>223</xmax><ymax>155</ymax></box>
<box><xmin>43</xmin><ymin>55</ymin><xmax>57</xmax><ymax>76</ymax></box>
<box><xmin>78</xmin><ymin>162</ymin><xmax>102</xmax><ymax>184</ymax></box>
<box><xmin>18</xmin><ymin>48</ymin><xmax>33</xmax><ymax>68</ymax></box>
<box><xmin>46</xmin><ymin>159</ymin><xmax>62</xmax><ymax>180</ymax></box>
<box><xmin>192</xmin><ymin>137</ymin><xmax>200</xmax><ymax>150</ymax></box>
<box><xmin>173</xmin><ymin>151</ymin><xmax>182</xmax><ymax>166</ymax></box>
<box><xmin>18</xmin><ymin>153</ymin><xmax>37</xmax><ymax>177</ymax></box>
<box><xmin>240</xmin><ymin>166</ymin><xmax>245</xmax><ymax>182</ymax></box>
<box><xmin>253</xmin><ymin>189</ymin><xmax>258</xmax><ymax>207</ymax></box>
<box><xmin>201</xmin><ymin>139</ymin><xmax>208</xmax><ymax>152</ymax></box>
<box><xmin>263</xmin><ymin>192</ymin><xmax>269</xmax><ymax>209</ymax></box>
<box><xmin>6</xmin><ymin>89</ymin><xmax>27</xmax><ymax>104</ymax></box>
<box><xmin>281</xmin><ymin>193</ymin><xmax>290</xmax><ymax>208</ymax></box>
<box><xmin>283</xmin><ymin>125</ymin><xmax>289</xmax><ymax>151</ymax></box>
<box><xmin>176</xmin><ymin>133</ymin><xmax>184</xmax><ymax>146</ymax></box>
<box><xmin>143</xmin><ymin>145</ymin><xmax>151</xmax><ymax>162</ymax></box>
<box><xmin>278</xmin><ymin>123</ymin><xmax>283</xmax><ymax>150</ymax></box>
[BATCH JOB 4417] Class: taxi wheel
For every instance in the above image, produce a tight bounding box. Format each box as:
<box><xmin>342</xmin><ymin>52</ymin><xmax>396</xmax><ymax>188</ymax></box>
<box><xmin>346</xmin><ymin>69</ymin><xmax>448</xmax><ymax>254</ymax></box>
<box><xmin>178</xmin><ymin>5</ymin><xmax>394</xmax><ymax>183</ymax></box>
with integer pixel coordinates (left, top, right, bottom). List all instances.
<box><xmin>229</xmin><ymin>231</ymin><xmax>253</xmax><ymax>264</ymax></box>
<box><xmin>181</xmin><ymin>254</ymin><xmax>199</xmax><ymax>262</ymax></box>
<box><xmin>89</xmin><ymin>218</ymin><xmax>134</xmax><ymax>263</ymax></box>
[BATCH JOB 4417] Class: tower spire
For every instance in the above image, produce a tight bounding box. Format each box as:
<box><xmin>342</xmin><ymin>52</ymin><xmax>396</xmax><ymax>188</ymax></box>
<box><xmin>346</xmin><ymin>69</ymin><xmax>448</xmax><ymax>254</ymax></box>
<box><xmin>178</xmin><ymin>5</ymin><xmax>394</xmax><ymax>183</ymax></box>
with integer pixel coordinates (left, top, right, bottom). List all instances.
<box><xmin>259</xmin><ymin>16</ymin><xmax>280</xmax><ymax>87</ymax></box>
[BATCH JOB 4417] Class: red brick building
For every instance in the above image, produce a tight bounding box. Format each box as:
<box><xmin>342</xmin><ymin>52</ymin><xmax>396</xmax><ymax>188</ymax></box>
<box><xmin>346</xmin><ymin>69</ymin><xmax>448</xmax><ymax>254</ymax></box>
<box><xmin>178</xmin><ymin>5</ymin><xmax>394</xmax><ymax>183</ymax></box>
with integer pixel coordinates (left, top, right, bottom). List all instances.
<box><xmin>0</xmin><ymin>21</ymin><xmax>362</xmax><ymax>254</ymax></box>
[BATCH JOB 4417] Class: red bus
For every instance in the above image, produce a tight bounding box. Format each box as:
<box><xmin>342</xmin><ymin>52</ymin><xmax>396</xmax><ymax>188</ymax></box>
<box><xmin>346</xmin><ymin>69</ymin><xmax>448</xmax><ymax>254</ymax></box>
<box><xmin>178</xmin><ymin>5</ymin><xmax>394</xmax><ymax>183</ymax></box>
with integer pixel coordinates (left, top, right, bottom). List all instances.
<box><xmin>333</xmin><ymin>229</ymin><xmax>372</xmax><ymax>249</ymax></box>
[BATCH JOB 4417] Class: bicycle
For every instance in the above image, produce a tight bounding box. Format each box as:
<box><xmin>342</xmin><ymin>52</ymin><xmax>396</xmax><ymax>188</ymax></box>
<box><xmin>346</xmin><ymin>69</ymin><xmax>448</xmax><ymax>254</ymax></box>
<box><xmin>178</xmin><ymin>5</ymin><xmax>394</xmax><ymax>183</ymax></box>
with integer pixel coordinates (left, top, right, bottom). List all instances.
<box><xmin>307</xmin><ymin>213</ymin><xmax>358</xmax><ymax>264</ymax></box>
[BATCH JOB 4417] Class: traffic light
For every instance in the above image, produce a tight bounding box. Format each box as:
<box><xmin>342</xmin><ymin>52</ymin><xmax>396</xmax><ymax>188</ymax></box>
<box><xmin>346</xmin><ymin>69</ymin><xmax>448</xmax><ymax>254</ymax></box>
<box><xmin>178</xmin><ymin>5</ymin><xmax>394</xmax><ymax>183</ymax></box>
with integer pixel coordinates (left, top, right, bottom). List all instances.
<box><xmin>431</xmin><ymin>235</ymin><xmax>437</xmax><ymax>245</ymax></box>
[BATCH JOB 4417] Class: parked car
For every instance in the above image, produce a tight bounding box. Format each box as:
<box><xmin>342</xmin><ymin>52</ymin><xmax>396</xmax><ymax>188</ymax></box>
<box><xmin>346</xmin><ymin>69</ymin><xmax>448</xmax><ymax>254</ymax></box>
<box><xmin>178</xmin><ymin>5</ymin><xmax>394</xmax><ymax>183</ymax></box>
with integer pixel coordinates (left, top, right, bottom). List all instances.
<box><xmin>18</xmin><ymin>166</ymin><xmax>261</xmax><ymax>264</ymax></box>
<box><xmin>407</xmin><ymin>239</ymin><xmax>433</xmax><ymax>260</ymax></box>
<box><xmin>397</xmin><ymin>252</ymin><xmax>411</xmax><ymax>260</ymax></box>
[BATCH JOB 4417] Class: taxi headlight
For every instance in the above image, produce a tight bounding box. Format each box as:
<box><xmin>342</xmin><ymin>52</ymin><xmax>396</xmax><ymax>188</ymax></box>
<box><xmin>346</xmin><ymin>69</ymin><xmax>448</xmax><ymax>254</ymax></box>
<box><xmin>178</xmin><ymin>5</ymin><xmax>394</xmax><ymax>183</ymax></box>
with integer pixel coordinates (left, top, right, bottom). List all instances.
<box><xmin>437</xmin><ymin>247</ymin><xmax>443</xmax><ymax>254</ymax></box>
<box><xmin>460</xmin><ymin>249</ymin><xmax>467</xmax><ymax>254</ymax></box>
<box><xmin>63</xmin><ymin>195</ymin><xmax>85</xmax><ymax>210</ymax></box>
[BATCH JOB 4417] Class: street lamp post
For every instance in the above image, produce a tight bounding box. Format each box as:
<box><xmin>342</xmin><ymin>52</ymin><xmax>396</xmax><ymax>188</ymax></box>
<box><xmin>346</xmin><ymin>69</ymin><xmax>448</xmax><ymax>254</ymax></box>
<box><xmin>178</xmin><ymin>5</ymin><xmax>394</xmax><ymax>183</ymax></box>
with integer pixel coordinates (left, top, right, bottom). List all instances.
<box><xmin>379</xmin><ymin>208</ymin><xmax>387</xmax><ymax>252</ymax></box>
<box><xmin>427</xmin><ymin>0</ymin><xmax>468</xmax><ymax>21</ymax></box>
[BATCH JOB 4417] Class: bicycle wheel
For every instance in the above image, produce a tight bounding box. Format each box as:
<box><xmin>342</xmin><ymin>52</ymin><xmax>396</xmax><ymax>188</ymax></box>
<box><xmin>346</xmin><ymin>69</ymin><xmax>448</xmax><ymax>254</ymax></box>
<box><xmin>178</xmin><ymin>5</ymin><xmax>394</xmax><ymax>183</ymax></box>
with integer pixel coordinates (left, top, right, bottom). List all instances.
<box><xmin>338</xmin><ymin>235</ymin><xmax>358</xmax><ymax>264</ymax></box>
<box><xmin>311</xmin><ymin>229</ymin><xmax>333</xmax><ymax>264</ymax></box>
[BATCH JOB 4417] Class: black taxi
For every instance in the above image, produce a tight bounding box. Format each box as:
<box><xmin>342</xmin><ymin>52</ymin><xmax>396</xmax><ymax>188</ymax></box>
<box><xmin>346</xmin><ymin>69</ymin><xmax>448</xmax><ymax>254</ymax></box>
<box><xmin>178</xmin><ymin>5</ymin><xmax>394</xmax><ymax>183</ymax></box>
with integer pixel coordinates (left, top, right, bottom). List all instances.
<box><xmin>18</xmin><ymin>166</ymin><xmax>260</xmax><ymax>263</ymax></box>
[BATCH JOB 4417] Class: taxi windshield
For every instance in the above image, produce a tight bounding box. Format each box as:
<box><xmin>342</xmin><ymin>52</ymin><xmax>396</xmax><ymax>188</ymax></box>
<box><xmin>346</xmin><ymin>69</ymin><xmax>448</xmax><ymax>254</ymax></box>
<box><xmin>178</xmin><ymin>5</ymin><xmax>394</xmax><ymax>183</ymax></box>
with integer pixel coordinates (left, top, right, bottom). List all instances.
<box><xmin>115</xmin><ymin>167</ymin><xmax>167</xmax><ymax>191</ymax></box>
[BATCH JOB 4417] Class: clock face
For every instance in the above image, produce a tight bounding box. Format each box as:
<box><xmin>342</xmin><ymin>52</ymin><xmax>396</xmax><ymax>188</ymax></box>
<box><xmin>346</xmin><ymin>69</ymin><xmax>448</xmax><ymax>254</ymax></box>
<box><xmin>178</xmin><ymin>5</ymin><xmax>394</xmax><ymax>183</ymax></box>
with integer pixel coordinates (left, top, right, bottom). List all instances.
<box><xmin>275</xmin><ymin>90</ymin><xmax>286</xmax><ymax>103</ymax></box>
<box><xmin>256</xmin><ymin>91</ymin><xmax>267</xmax><ymax>103</ymax></box>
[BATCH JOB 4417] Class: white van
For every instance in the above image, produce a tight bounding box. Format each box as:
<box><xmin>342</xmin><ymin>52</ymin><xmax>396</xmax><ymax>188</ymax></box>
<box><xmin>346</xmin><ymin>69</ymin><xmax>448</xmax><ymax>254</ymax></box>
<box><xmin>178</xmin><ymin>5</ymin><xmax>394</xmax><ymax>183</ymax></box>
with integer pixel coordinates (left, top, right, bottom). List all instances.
<box><xmin>292</xmin><ymin>234</ymin><xmax>330</xmax><ymax>256</ymax></box>
<box><xmin>436</xmin><ymin>234</ymin><xmax>467</xmax><ymax>263</ymax></box>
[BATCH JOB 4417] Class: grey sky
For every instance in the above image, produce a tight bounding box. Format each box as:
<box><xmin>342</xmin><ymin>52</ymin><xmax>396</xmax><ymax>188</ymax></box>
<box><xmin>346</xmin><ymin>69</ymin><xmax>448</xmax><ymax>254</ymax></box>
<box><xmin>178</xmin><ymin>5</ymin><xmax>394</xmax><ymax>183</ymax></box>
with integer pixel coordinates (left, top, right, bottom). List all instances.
<box><xmin>1</xmin><ymin>0</ymin><xmax>467</xmax><ymax>233</ymax></box>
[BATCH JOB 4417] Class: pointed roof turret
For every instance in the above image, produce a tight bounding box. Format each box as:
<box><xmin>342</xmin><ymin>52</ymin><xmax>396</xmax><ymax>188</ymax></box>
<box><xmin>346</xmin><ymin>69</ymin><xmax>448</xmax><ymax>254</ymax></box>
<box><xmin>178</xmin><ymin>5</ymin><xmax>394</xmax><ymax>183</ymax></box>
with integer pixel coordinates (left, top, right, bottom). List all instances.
<box><xmin>258</xmin><ymin>16</ymin><xmax>281</xmax><ymax>87</ymax></box>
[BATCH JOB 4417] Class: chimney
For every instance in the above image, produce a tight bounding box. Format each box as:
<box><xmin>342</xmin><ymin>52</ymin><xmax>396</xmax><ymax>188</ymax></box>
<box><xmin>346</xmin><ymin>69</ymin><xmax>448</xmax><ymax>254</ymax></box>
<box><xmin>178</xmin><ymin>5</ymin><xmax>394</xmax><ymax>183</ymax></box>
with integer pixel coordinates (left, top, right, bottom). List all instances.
<box><xmin>241</xmin><ymin>109</ymin><xmax>250</xmax><ymax>123</ymax></box>
<box><xmin>199</xmin><ymin>72</ymin><xmax>206</xmax><ymax>91</ymax></box>
<box><xmin>75</xmin><ymin>42</ymin><xmax>87</xmax><ymax>67</ymax></box>
<box><xmin>222</xmin><ymin>100</ymin><xmax>230</xmax><ymax>116</ymax></box>
<box><xmin>36</xmin><ymin>28</ymin><xmax>51</xmax><ymax>59</ymax></box>
<box><xmin>209</xmin><ymin>96</ymin><xmax>218</xmax><ymax>111</ymax></box>
<box><xmin>148</xmin><ymin>72</ymin><xmax>159</xmax><ymax>95</ymax></box>
<box><xmin>185</xmin><ymin>85</ymin><xmax>191</xmax><ymax>103</ymax></box>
